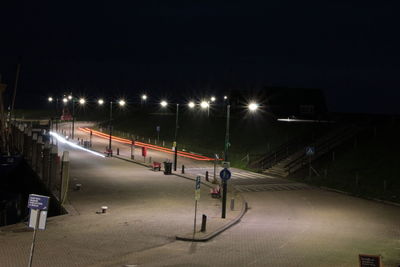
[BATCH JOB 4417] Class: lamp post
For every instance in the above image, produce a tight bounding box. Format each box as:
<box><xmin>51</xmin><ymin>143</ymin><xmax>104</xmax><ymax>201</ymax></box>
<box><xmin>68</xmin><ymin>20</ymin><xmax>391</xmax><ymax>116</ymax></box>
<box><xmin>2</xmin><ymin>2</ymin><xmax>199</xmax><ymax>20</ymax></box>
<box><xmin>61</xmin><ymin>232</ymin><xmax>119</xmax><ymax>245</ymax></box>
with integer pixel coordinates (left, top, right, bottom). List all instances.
<box><xmin>174</xmin><ymin>103</ymin><xmax>179</xmax><ymax>171</ymax></box>
<box><xmin>102</xmin><ymin>98</ymin><xmax>125</xmax><ymax>155</ymax></box>
<box><xmin>160</xmin><ymin>100</ymin><xmax>179</xmax><ymax>171</ymax></box>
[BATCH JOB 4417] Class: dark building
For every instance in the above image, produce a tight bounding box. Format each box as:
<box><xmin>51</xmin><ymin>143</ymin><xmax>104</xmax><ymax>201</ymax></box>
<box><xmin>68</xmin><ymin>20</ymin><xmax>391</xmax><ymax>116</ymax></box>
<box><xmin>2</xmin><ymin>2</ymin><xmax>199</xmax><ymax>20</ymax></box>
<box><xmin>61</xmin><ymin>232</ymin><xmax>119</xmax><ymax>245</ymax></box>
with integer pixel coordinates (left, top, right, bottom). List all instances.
<box><xmin>228</xmin><ymin>87</ymin><xmax>327</xmax><ymax>119</ymax></box>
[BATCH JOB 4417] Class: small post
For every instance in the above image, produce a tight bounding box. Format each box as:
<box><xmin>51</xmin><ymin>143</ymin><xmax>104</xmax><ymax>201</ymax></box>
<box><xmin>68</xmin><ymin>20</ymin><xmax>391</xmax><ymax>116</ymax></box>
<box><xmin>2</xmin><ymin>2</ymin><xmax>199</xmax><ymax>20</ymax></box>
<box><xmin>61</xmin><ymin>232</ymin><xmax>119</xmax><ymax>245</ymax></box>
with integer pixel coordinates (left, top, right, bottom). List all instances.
<box><xmin>117</xmin><ymin>148</ymin><xmax>119</xmax><ymax>155</ymax></box>
<box><xmin>60</xmin><ymin>151</ymin><xmax>70</xmax><ymax>204</ymax></box>
<box><xmin>149</xmin><ymin>156</ymin><xmax>152</xmax><ymax>163</ymax></box>
<box><xmin>230</xmin><ymin>198</ymin><xmax>235</xmax><ymax>210</ymax></box>
<box><xmin>355</xmin><ymin>172</ymin><xmax>359</xmax><ymax>187</ymax></box>
<box><xmin>205</xmin><ymin>171</ymin><xmax>209</xmax><ymax>182</ymax></box>
<box><xmin>163</xmin><ymin>140</ymin><xmax>165</xmax><ymax>147</ymax></box>
<box><xmin>221</xmin><ymin>180</ymin><xmax>227</xmax><ymax>218</ymax></box>
<box><xmin>181</xmin><ymin>165</ymin><xmax>185</xmax><ymax>174</ymax></box>
<box><xmin>201</xmin><ymin>214</ymin><xmax>207</xmax><ymax>232</ymax></box>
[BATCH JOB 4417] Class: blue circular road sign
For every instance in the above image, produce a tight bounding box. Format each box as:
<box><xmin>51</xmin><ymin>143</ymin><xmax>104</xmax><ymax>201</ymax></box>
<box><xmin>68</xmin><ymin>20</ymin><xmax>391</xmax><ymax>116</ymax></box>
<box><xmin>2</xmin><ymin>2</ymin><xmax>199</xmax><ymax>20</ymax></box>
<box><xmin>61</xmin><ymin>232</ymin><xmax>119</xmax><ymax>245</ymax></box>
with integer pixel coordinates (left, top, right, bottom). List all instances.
<box><xmin>220</xmin><ymin>168</ymin><xmax>231</xmax><ymax>181</ymax></box>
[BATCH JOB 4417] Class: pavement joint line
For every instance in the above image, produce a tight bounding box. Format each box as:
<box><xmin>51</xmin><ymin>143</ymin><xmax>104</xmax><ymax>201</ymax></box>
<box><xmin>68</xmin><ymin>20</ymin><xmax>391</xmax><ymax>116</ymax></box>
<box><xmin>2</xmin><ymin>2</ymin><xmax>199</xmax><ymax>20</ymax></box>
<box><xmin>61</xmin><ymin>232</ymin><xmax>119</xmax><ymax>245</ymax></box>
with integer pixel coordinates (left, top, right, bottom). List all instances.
<box><xmin>319</xmin><ymin>186</ymin><xmax>400</xmax><ymax>207</ymax></box>
<box><xmin>99</xmin><ymin>152</ymin><xmax>248</xmax><ymax>242</ymax></box>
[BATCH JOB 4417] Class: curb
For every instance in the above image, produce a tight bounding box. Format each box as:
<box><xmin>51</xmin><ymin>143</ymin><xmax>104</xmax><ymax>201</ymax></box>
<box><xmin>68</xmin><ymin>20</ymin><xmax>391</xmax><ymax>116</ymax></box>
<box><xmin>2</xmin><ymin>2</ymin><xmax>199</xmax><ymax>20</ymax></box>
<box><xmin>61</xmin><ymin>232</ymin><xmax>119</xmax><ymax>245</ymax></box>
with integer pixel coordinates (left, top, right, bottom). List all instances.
<box><xmin>104</xmin><ymin>153</ymin><xmax>248</xmax><ymax>242</ymax></box>
<box><xmin>175</xmin><ymin>199</ymin><xmax>248</xmax><ymax>242</ymax></box>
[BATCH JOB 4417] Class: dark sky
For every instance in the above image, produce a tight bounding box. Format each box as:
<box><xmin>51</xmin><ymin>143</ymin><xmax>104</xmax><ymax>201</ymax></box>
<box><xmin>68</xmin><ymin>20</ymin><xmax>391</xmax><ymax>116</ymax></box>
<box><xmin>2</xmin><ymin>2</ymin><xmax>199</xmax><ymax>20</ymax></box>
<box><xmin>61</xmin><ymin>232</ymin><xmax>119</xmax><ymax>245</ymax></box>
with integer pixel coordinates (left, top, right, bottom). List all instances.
<box><xmin>1</xmin><ymin>1</ymin><xmax>399</xmax><ymax>113</ymax></box>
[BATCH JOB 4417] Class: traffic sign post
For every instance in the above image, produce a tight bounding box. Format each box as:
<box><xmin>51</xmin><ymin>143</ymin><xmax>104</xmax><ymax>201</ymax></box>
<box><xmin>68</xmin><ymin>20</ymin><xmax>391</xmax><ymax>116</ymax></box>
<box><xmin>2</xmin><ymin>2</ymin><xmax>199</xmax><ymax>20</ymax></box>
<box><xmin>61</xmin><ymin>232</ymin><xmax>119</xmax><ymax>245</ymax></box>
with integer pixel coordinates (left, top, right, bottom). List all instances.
<box><xmin>27</xmin><ymin>194</ymin><xmax>50</xmax><ymax>267</ymax></box>
<box><xmin>220</xmin><ymin>168</ymin><xmax>231</xmax><ymax>219</ymax></box>
<box><xmin>305</xmin><ymin>147</ymin><xmax>315</xmax><ymax>177</ymax></box>
<box><xmin>193</xmin><ymin>176</ymin><xmax>201</xmax><ymax>238</ymax></box>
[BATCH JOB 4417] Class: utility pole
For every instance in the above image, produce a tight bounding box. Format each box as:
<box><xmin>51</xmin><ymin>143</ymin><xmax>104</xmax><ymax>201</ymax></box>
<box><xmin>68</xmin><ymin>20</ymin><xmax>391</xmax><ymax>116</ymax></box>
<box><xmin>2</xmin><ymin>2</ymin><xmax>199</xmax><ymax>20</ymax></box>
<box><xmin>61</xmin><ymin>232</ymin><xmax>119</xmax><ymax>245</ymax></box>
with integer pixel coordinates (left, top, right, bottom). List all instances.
<box><xmin>108</xmin><ymin>101</ymin><xmax>113</xmax><ymax>152</ymax></box>
<box><xmin>174</xmin><ymin>104</ymin><xmax>179</xmax><ymax>171</ymax></box>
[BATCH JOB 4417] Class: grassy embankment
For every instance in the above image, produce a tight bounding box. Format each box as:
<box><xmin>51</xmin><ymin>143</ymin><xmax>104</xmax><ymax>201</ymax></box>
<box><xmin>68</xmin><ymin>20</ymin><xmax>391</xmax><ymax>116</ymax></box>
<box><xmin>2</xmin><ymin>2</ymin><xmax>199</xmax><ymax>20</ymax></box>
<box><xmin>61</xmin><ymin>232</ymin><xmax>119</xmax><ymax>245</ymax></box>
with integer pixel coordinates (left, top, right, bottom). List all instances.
<box><xmin>290</xmin><ymin>117</ymin><xmax>400</xmax><ymax>203</ymax></box>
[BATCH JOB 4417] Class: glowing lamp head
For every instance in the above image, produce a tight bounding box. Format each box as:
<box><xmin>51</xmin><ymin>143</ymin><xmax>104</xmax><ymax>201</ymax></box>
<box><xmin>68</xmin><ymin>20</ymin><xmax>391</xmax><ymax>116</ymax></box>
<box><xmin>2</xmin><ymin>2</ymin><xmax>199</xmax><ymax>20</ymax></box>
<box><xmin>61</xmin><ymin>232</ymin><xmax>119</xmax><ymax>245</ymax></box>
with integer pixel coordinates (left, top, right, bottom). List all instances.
<box><xmin>248</xmin><ymin>102</ymin><xmax>259</xmax><ymax>112</ymax></box>
<box><xmin>98</xmin><ymin>99</ymin><xmax>104</xmax><ymax>105</ymax></box>
<box><xmin>62</xmin><ymin>97</ymin><xmax>68</xmax><ymax>103</ymax></box>
<box><xmin>200</xmin><ymin>101</ymin><xmax>209</xmax><ymax>109</ymax></box>
<box><xmin>141</xmin><ymin>94</ymin><xmax>147</xmax><ymax>100</ymax></box>
<box><xmin>118</xmin><ymin>99</ymin><xmax>126</xmax><ymax>106</ymax></box>
<box><xmin>79</xmin><ymin>98</ymin><xmax>86</xmax><ymax>105</ymax></box>
<box><xmin>188</xmin><ymin>101</ymin><xmax>195</xmax><ymax>108</ymax></box>
<box><xmin>48</xmin><ymin>97</ymin><xmax>53</xmax><ymax>102</ymax></box>
<box><xmin>160</xmin><ymin>100</ymin><xmax>168</xmax><ymax>107</ymax></box>
<box><xmin>68</xmin><ymin>95</ymin><xmax>73</xmax><ymax>100</ymax></box>
<box><xmin>210</xmin><ymin>96</ymin><xmax>216</xmax><ymax>102</ymax></box>
<box><xmin>224</xmin><ymin>96</ymin><xmax>228</xmax><ymax>100</ymax></box>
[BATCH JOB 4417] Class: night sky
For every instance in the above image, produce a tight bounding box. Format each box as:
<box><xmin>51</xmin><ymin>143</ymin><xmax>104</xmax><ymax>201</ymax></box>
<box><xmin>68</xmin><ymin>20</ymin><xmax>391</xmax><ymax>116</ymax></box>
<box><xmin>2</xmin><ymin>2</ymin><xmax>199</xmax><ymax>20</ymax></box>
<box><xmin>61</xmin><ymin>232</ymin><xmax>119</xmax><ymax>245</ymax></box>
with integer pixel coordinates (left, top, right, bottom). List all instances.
<box><xmin>1</xmin><ymin>1</ymin><xmax>399</xmax><ymax>113</ymax></box>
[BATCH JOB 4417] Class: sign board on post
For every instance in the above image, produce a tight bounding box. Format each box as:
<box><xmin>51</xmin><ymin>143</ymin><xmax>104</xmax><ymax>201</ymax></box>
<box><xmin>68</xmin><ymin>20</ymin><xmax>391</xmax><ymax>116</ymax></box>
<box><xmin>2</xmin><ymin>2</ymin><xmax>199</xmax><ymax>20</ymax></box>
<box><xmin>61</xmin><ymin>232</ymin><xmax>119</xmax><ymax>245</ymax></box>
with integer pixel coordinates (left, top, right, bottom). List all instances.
<box><xmin>220</xmin><ymin>168</ymin><xmax>232</xmax><ymax>181</ymax></box>
<box><xmin>359</xmin><ymin>254</ymin><xmax>381</xmax><ymax>267</ymax></box>
<box><xmin>305</xmin><ymin>146</ymin><xmax>315</xmax><ymax>156</ymax></box>
<box><xmin>28</xmin><ymin>194</ymin><xmax>50</xmax><ymax>211</ymax></box>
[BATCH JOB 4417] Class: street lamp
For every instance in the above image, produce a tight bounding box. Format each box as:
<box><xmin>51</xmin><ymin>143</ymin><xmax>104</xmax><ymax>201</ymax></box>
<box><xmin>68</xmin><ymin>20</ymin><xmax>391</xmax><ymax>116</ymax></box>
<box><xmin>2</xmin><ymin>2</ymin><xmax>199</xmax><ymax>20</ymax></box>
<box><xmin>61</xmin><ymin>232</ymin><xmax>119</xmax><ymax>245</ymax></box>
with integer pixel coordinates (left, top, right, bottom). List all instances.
<box><xmin>62</xmin><ymin>97</ymin><xmax>68</xmax><ymax>104</ymax></box>
<box><xmin>160</xmin><ymin>100</ymin><xmax>168</xmax><ymax>107</ymax></box>
<box><xmin>210</xmin><ymin>96</ymin><xmax>216</xmax><ymax>102</ymax></box>
<box><xmin>160</xmin><ymin>100</ymin><xmax>179</xmax><ymax>171</ymax></box>
<box><xmin>48</xmin><ymin>97</ymin><xmax>53</xmax><ymax>102</ymax></box>
<box><xmin>200</xmin><ymin>100</ymin><xmax>210</xmax><ymax>116</ymax></box>
<box><xmin>248</xmin><ymin>102</ymin><xmax>259</xmax><ymax>112</ymax></box>
<box><xmin>79</xmin><ymin>98</ymin><xmax>86</xmax><ymax>105</ymax></box>
<box><xmin>188</xmin><ymin>101</ymin><xmax>195</xmax><ymax>109</ymax></box>
<box><xmin>141</xmin><ymin>94</ymin><xmax>147</xmax><ymax>101</ymax></box>
<box><xmin>103</xmin><ymin>99</ymin><xmax>126</xmax><ymax>155</ymax></box>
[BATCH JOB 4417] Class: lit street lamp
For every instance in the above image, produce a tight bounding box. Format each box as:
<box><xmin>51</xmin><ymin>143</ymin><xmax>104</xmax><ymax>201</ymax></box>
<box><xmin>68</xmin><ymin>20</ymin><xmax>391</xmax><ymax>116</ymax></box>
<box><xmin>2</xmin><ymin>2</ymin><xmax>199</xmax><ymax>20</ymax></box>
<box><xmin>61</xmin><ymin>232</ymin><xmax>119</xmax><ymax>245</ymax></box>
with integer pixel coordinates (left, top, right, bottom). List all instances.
<box><xmin>160</xmin><ymin>100</ymin><xmax>179</xmax><ymax>171</ymax></box>
<box><xmin>101</xmin><ymin>99</ymin><xmax>126</xmax><ymax>155</ymax></box>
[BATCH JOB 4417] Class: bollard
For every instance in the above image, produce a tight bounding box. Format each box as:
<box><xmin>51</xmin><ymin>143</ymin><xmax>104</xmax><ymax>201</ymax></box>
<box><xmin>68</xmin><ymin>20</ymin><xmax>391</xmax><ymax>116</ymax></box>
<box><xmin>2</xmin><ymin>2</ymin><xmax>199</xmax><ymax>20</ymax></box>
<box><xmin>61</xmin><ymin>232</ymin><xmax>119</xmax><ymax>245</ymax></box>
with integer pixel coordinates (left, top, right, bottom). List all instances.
<box><xmin>149</xmin><ymin>156</ymin><xmax>152</xmax><ymax>163</ymax></box>
<box><xmin>230</xmin><ymin>198</ymin><xmax>235</xmax><ymax>211</ymax></box>
<box><xmin>205</xmin><ymin>171</ymin><xmax>209</xmax><ymax>182</ymax></box>
<box><xmin>163</xmin><ymin>140</ymin><xmax>165</xmax><ymax>147</ymax></box>
<box><xmin>201</xmin><ymin>214</ymin><xmax>207</xmax><ymax>232</ymax></box>
<box><xmin>181</xmin><ymin>165</ymin><xmax>185</xmax><ymax>174</ymax></box>
<box><xmin>101</xmin><ymin>206</ymin><xmax>108</xmax><ymax>213</ymax></box>
<box><xmin>117</xmin><ymin>148</ymin><xmax>119</xmax><ymax>155</ymax></box>
<box><xmin>74</xmin><ymin>184</ymin><xmax>82</xmax><ymax>191</ymax></box>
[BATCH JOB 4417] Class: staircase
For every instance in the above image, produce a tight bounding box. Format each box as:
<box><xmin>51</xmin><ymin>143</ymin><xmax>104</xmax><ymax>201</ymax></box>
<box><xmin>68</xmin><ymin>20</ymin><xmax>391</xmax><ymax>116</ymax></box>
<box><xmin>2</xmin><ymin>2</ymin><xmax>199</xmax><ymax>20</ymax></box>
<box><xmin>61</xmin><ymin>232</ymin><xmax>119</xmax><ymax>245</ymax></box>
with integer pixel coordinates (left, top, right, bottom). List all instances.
<box><xmin>260</xmin><ymin>124</ymin><xmax>362</xmax><ymax>177</ymax></box>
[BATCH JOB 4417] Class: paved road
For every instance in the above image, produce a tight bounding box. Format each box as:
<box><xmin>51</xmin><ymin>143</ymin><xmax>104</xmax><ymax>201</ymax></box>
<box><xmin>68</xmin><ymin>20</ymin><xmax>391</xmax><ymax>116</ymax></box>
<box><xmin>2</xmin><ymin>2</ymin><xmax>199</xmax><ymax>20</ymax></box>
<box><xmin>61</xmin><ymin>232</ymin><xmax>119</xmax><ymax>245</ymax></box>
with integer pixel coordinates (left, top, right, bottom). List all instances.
<box><xmin>0</xmin><ymin>122</ymin><xmax>399</xmax><ymax>266</ymax></box>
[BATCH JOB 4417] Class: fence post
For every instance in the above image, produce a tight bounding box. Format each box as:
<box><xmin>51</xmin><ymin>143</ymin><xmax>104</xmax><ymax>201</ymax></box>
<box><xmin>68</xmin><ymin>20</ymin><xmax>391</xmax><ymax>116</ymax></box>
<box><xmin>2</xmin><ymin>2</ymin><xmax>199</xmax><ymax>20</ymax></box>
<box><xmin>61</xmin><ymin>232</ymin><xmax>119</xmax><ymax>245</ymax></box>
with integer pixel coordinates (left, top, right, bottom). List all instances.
<box><xmin>60</xmin><ymin>151</ymin><xmax>70</xmax><ymax>204</ymax></box>
<box><xmin>355</xmin><ymin>172</ymin><xmax>359</xmax><ymax>187</ymax></box>
<box><xmin>31</xmin><ymin>133</ymin><xmax>38</xmax><ymax>170</ymax></box>
<box><xmin>42</xmin><ymin>141</ymin><xmax>51</xmax><ymax>187</ymax></box>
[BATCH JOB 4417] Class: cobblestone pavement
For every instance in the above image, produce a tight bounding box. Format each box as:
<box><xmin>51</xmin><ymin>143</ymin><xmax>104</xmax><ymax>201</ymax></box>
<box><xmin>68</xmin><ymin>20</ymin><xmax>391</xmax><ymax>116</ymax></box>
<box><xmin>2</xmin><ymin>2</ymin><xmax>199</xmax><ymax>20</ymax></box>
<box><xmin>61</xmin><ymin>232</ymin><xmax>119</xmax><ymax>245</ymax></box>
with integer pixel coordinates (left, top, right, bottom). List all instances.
<box><xmin>1</xmin><ymin>123</ymin><xmax>399</xmax><ymax>266</ymax></box>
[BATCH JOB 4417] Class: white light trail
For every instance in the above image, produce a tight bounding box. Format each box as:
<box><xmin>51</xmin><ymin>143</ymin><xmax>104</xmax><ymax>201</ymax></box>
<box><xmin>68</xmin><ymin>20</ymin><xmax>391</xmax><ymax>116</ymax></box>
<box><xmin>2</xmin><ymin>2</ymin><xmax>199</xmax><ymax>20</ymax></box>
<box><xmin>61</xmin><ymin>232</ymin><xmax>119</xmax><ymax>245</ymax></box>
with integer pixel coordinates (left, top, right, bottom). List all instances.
<box><xmin>49</xmin><ymin>131</ymin><xmax>105</xmax><ymax>158</ymax></box>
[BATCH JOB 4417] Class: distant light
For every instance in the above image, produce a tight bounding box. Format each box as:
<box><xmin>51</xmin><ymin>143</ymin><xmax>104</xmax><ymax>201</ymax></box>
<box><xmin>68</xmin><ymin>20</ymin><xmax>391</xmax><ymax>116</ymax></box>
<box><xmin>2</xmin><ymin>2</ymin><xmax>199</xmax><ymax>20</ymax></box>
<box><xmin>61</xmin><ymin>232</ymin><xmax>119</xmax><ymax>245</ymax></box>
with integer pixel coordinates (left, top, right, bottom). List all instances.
<box><xmin>210</xmin><ymin>96</ymin><xmax>216</xmax><ymax>102</ymax></box>
<box><xmin>79</xmin><ymin>98</ymin><xmax>86</xmax><ymax>105</ymax></box>
<box><xmin>248</xmin><ymin>102</ymin><xmax>259</xmax><ymax>112</ymax></box>
<box><xmin>142</xmin><ymin>94</ymin><xmax>147</xmax><ymax>100</ymax></box>
<box><xmin>48</xmin><ymin>97</ymin><xmax>53</xmax><ymax>102</ymax></box>
<box><xmin>118</xmin><ymin>99</ymin><xmax>126</xmax><ymax>106</ymax></box>
<box><xmin>160</xmin><ymin>100</ymin><xmax>168</xmax><ymax>107</ymax></box>
<box><xmin>98</xmin><ymin>99</ymin><xmax>104</xmax><ymax>105</ymax></box>
<box><xmin>224</xmin><ymin>96</ymin><xmax>228</xmax><ymax>100</ymax></box>
<box><xmin>188</xmin><ymin>101</ymin><xmax>195</xmax><ymax>108</ymax></box>
<box><xmin>62</xmin><ymin>98</ymin><xmax>68</xmax><ymax>103</ymax></box>
<box><xmin>200</xmin><ymin>101</ymin><xmax>209</xmax><ymax>109</ymax></box>
<box><xmin>68</xmin><ymin>95</ymin><xmax>73</xmax><ymax>100</ymax></box>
